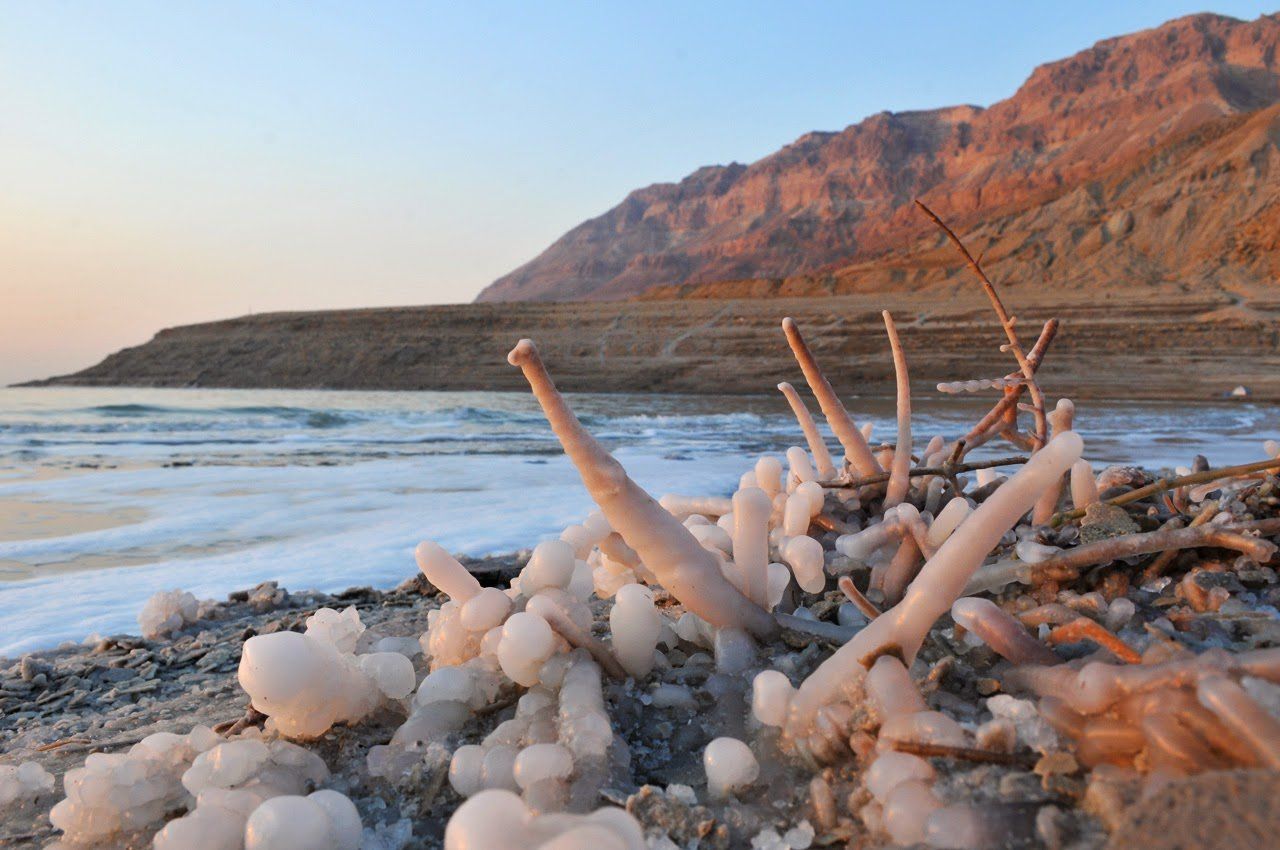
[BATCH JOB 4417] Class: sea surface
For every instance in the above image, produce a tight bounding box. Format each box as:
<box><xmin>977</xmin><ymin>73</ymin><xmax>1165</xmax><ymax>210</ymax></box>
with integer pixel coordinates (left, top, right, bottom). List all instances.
<box><xmin>1</xmin><ymin>386</ymin><xmax>1277</xmax><ymax>657</ymax></box>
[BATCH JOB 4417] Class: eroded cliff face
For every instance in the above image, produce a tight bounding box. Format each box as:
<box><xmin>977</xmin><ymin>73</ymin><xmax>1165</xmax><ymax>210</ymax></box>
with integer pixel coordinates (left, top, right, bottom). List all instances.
<box><xmin>476</xmin><ymin>13</ymin><xmax>1280</xmax><ymax>303</ymax></box>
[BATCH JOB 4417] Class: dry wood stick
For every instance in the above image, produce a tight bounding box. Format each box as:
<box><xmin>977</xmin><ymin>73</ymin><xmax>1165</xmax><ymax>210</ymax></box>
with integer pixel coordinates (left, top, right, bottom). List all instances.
<box><xmin>916</xmin><ymin>200</ymin><xmax>1049</xmax><ymax>450</ymax></box>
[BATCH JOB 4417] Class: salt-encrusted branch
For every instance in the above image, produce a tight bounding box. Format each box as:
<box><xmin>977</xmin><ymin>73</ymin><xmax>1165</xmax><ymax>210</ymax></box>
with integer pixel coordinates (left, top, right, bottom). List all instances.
<box><xmin>508</xmin><ymin>339</ymin><xmax>777</xmax><ymax>639</ymax></box>
<box><xmin>1031</xmin><ymin>400</ymin><xmax>1075</xmax><ymax>525</ymax></box>
<box><xmin>786</xmin><ymin>433</ymin><xmax>1082</xmax><ymax>735</ymax></box>
<box><xmin>777</xmin><ymin>381</ymin><xmax>838</xmax><ymax>481</ymax></box>
<box><xmin>1051</xmin><ymin>457</ymin><xmax>1280</xmax><ymax>525</ymax></box>
<box><xmin>960</xmin><ymin>319</ymin><xmax>1057</xmax><ymax>456</ymax></box>
<box><xmin>781</xmin><ymin>317</ymin><xmax>883</xmax><ymax>477</ymax></box>
<box><xmin>968</xmin><ymin>519</ymin><xmax>1280</xmax><ymax>594</ymax></box>
<box><xmin>915</xmin><ymin>200</ymin><xmax>1049</xmax><ymax>451</ymax></box>
<box><xmin>1142</xmin><ymin>504</ymin><xmax>1218</xmax><ymax>581</ymax></box>
<box><xmin>838</xmin><ymin>576</ymin><xmax>882</xmax><ymax>620</ymax></box>
<box><xmin>882</xmin><ymin>311</ymin><xmax>912</xmax><ymax>508</ymax></box>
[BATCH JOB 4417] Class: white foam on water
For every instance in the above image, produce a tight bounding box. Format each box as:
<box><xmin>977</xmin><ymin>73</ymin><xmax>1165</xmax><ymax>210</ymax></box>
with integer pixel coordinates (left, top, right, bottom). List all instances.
<box><xmin>1</xmin><ymin>387</ymin><xmax>1277</xmax><ymax>656</ymax></box>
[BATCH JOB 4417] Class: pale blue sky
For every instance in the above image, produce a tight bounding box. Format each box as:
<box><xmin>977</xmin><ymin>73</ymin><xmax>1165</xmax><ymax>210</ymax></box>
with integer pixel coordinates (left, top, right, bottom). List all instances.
<box><xmin>1</xmin><ymin>1</ymin><xmax>1276</xmax><ymax>384</ymax></box>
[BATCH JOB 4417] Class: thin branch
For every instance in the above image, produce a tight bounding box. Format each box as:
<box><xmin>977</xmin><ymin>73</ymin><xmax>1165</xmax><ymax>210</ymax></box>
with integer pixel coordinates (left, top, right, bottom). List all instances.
<box><xmin>916</xmin><ymin>199</ymin><xmax>1049</xmax><ymax>451</ymax></box>
<box><xmin>825</xmin><ymin>455</ymin><xmax>1030</xmax><ymax>488</ymax></box>
<box><xmin>1048</xmin><ymin>617</ymin><xmax>1142</xmax><ymax>663</ymax></box>
<box><xmin>1143</xmin><ymin>504</ymin><xmax>1219</xmax><ymax>582</ymax></box>
<box><xmin>1026</xmin><ymin>518</ymin><xmax>1280</xmax><ymax>583</ymax></box>
<box><xmin>887</xmin><ymin>739</ymin><xmax>1038</xmax><ymax>768</ymax></box>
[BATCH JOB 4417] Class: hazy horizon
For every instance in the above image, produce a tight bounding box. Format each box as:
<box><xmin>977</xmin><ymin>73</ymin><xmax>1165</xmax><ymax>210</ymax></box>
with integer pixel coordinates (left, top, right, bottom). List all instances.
<box><xmin>3</xmin><ymin>1</ymin><xmax>1276</xmax><ymax>385</ymax></box>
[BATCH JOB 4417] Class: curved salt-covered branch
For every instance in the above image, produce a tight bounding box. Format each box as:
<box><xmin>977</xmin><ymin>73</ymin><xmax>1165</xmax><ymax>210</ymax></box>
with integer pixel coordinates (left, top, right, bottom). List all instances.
<box><xmin>732</xmin><ymin>487</ymin><xmax>772</xmax><ymax>607</ymax></box>
<box><xmin>951</xmin><ymin>597</ymin><xmax>1059</xmax><ymax>666</ymax></box>
<box><xmin>416</xmin><ymin>541</ymin><xmax>482</xmax><ymax>603</ymax></box>
<box><xmin>777</xmin><ymin>381</ymin><xmax>838</xmax><ymax>481</ymax></box>
<box><xmin>781</xmin><ymin>317</ymin><xmax>882</xmax><ymax>477</ymax></box>
<box><xmin>882</xmin><ymin>312</ymin><xmax>912</xmax><ymax>508</ymax></box>
<box><xmin>508</xmin><ymin>339</ymin><xmax>776</xmax><ymax>638</ymax></box>
<box><xmin>786</xmin><ymin>432</ymin><xmax>1083</xmax><ymax>735</ymax></box>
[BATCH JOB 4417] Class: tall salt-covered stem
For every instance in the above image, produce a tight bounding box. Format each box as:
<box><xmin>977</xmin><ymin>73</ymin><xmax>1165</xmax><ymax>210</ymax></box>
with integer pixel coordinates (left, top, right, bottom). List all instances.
<box><xmin>1031</xmin><ymin>400</ymin><xmax>1074</xmax><ymax>525</ymax></box>
<box><xmin>777</xmin><ymin>382</ymin><xmax>837</xmax><ymax>480</ymax></box>
<box><xmin>786</xmin><ymin>432</ymin><xmax>1083</xmax><ymax>734</ymax></box>
<box><xmin>509</xmin><ymin>340</ymin><xmax>776</xmax><ymax>638</ymax></box>
<box><xmin>782</xmin><ymin>318</ymin><xmax>882</xmax><ymax>477</ymax></box>
<box><xmin>732</xmin><ymin>488</ymin><xmax>772</xmax><ymax>607</ymax></box>
<box><xmin>882</xmin><ymin>312</ymin><xmax>912</xmax><ymax>508</ymax></box>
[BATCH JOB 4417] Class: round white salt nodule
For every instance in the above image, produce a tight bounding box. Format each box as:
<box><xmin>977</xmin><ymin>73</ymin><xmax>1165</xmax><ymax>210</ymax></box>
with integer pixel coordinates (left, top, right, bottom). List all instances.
<box><xmin>703</xmin><ymin>737</ymin><xmax>759</xmax><ymax>799</ymax></box>
<box><xmin>460</xmin><ymin>587</ymin><xmax>514</xmax><ymax>633</ymax></box>
<box><xmin>513</xmin><ymin>743</ymin><xmax>574</xmax><ymax>789</ymax></box>
<box><xmin>443</xmin><ymin>789</ymin><xmax>530</xmax><ymax>850</ymax></box>
<box><xmin>752</xmin><ymin>670</ymin><xmax>794</xmax><ymax>727</ymax></box>
<box><xmin>521</xmin><ymin>540</ymin><xmax>577</xmax><ymax>593</ymax></box>
<box><xmin>244</xmin><ymin>796</ymin><xmax>333</xmax><ymax>850</ymax></box>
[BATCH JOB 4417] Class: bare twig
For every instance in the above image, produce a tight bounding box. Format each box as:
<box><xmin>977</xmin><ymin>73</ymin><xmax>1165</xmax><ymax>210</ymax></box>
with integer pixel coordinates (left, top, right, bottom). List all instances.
<box><xmin>887</xmin><ymin>739</ymin><xmax>1039</xmax><ymax>768</ymax></box>
<box><xmin>1051</xmin><ymin>458</ymin><xmax>1280</xmax><ymax>525</ymax></box>
<box><xmin>1048</xmin><ymin>617</ymin><xmax>1142</xmax><ymax>663</ymax></box>
<box><xmin>916</xmin><ymin>199</ymin><xmax>1050</xmax><ymax>451</ymax></box>
<box><xmin>960</xmin><ymin>319</ymin><xmax>1059</xmax><ymax>457</ymax></box>
<box><xmin>826</xmin><ymin>455</ymin><xmax>1030</xmax><ymax>488</ymax></box>
<box><xmin>1143</xmin><ymin>504</ymin><xmax>1219</xmax><ymax>581</ymax></box>
<box><xmin>1027</xmin><ymin>518</ymin><xmax>1280</xmax><ymax>583</ymax></box>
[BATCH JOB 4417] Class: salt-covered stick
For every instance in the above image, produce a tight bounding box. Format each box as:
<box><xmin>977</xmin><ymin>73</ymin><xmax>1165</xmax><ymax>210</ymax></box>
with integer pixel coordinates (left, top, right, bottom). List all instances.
<box><xmin>509</xmin><ymin>339</ymin><xmax>777</xmax><ymax>638</ymax></box>
<box><xmin>416</xmin><ymin>541</ymin><xmax>482</xmax><ymax>603</ymax></box>
<box><xmin>950</xmin><ymin>597</ymin><xmax>1059</xmax><ymax>667</ymax></box>
<box><xmin>1031</xmin><ymin>400</ymin><xmax>1074</xmax><ymax>524</ymax></box>
<box><xmin>781</xmin><ymin>317</ymin><xmax>882</xmax><ymax>477</ymax></box>
<box><xmin>732</xmin><ymin>488</ymin><xmax>772</xmax><ymax>608</ymax></box>
<box><xmin>777</xmin><ymin>382</ymin><xmax>837</xmax><ymax>480</ymax></box>
<box><xmin>1196</xmin><ymin>674</ymin><xmax>1280</xmax><ymax>768</ymax></box>
<box><xmin>786</xmin><ymin>432</ymin><xmax>1082</xmax><ymax>732</ymax></box>
<box><xmin>882</xmin><ymin>311</ymin><xmax>912</xmax><ymax>507</ymax></box>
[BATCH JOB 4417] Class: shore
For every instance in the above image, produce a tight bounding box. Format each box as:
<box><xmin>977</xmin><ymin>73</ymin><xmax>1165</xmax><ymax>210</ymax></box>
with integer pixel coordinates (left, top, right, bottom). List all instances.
<box><xmin>24</xmin><ymin>284</ymin><xmax>1280</xmax><ymax>400</ymax></box>
<box><xmin>0</xmin><ymin>558</ymin><xmax>522</xmax><ymax>848</ymax></box>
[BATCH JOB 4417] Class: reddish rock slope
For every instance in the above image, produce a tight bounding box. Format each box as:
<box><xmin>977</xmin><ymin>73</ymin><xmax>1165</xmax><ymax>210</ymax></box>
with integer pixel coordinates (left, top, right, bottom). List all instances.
<box><xmin>476</xmin><ymin>12</ymin><xmax>1280</xmax><ymax>303</ymax></box>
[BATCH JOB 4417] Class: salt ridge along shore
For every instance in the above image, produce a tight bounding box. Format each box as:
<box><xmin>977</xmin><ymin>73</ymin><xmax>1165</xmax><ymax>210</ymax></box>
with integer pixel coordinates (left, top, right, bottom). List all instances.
<box><xmin>25</xmin><ymin>285</ymin><xmax>1280</xmax><ymax>400</ymax></box>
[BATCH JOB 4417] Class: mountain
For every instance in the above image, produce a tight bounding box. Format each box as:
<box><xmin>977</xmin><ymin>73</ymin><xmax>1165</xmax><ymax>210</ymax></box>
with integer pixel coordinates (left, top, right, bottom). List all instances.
<box><xmin>475</xmin><ymin>12</ymin><xmax>1280</xmax><ymax>303</ymax></box>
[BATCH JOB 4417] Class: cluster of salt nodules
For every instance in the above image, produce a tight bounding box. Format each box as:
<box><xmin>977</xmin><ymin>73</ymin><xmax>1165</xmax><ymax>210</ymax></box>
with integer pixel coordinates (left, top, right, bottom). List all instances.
<box><xmin>238</xmin><ymin>605</ymin><xmax>415</xmax><ymax>738</ymax></box>
<box><xmin>1007</xmin><ymin>646</ymin><xmax>1280</xmax><ymax>775</ymax></box>
<box><xmin>138</xmin><ymin>588</ymin><xmax>205</xmax><ymax>639</ymax></box>
<box><xmin>0</xmin><ymin>761</ymin><xmax>54</xmax><ymax>811</ymax></box>
<box><xmin>445</xmin><ymin>789</ymin><xmax>644</xmax><ymax>849</ymax></box>
<box><xmin>153</xmin><ymin>734</ymin><xmax>359</xmax><ymax>850</ymax></box>
<box><xmin>47</xmin><ymin>725</ymin><xmax>221</xmax><ymax>846</ymax></box>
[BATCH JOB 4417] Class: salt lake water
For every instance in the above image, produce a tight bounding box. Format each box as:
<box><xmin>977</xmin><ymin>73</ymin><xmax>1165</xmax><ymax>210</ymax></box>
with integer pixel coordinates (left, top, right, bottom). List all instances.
<box><xmin>1</xmin><ymin>386</ymin><xmax>1277</xmax><ymax>656</ymax></box>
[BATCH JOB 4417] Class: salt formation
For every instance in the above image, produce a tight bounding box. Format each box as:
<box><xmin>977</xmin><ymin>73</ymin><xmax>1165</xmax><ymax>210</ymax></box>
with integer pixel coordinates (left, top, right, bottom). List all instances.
<box><xmin>49</xmin><ymin>725</ymin><xmax>220</xmax><ymax>845</ymax></box>
<box><xmin>703</xmin><ymin>737</ymin><xmax>760</xmax><ymax>799</ymax></box>
<box><xmin>153</xmin><ymin>736</ymin><xmax>335</xmax><ymax>850</ymax></box>
<box><xmin>138</xmin><ymin>588</ymin><xmax>203</xmax><ymax>639</ymax></box>
<box><xmin>0</xmin><ymin>760</ymin><xmax>54</xmax><ymax>810</ymax></box>
<box><xmin>243</xmin><ymin>791</ymin><xmax>362</xmax><ymax>850</ymax></box>
<box><xmin>444</xmin><ymin>789</ymin><xmax>644</xmax><ymax>849</ymax></box>
<box><xmin>238</xmin><ymin>606</ymin><xmax>414</xmax><ymax>737</ymax></box>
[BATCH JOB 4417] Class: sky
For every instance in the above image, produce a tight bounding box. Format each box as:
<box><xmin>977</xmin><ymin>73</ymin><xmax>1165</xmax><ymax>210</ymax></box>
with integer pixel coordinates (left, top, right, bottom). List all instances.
<box><xmin>2</xmin><ymin>2</ymin><xmax>1277</xmax><ymax>385</ymax></box>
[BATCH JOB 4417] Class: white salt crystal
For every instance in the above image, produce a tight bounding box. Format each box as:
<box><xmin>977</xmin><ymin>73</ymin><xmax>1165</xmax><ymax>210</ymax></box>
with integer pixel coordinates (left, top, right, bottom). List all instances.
<box><xmin>138</xmin><ymin>589</ymin><xmax>201</xmax><ymax>639</ymax></box>
<box><xmin>703</xmin><ymin>737</ymin><xmax>759</xmax><ymax>799</ymax></box>
<box><xmin>521</xmin><ymin>540</ymin><xmax>578</xmax><ymax>593</ymax></box>
<box><xmin>786</xmin><ymin>447</ymin><xmax>816</xmax><ymax>487</ymax></box>
<box><xmin>926</xmin><ymin>498</ymin><xmax>971</xmax><ymax>548</ymax></box>
<box><xmin>244</xmin><ymin>790</ymin><xmax>361</xmax><ymax>850</ymax></box>
<box><xmin>766</xmin><ymin>562</ymin><xmax>791</xmax><ymax>610</ymax></box>
<box><xmin>883</xmin><ymin>779</ymin><xmax>941</xmax><ymax>845</ymax></box>
<box><xmin>0</xmin><ymin>761</ymin><xmax>54</xmax><ymax>809</ymax></box>
<box><xmin>752</xmin><ymin>670</ymin><xmax>794</xmax><ymax>727</ymax></box>
<box><xmin>987</xmin><ymin>694</ymin><xmax>1059</xmax><ymax>752</ymax></box>
<box><xmin>460</xmin><ymin>587</ymin><xmax>514</xmax><ymax>632</ymax></box>
<box><xmin>609</xmin><ymin>584</ymin><xmax>661</xmax><ymax>678</ymax></box>
<box><xmin>497</xmin><ymin>612</ymin><xmax>557</xmax><ymax>687</ymax></box>
<box><xmin>864</xmin><ymin>752</ymin><xmax>935</xmax><ymax>803</ymax></box>
<box><xmin>514</xmin><ymin>743</ymin><xmax>574</xmax><ymax>789</ymax></box>
<box><xmin>755</xmin><ymin>455</ymin><xmax>784</xmax><ymax>496</ymax></box>
<box><xmin>305</xmin><ymin>606</ymin><xmax>365</xmax><ymax>652</ymax></box>
<box><xmin>416</xmin><ymin>541</ymin><xmax>482</xmax><ymax>603</ymax></box>
<box><xmin>450</xmin><ymin>745</ymin><xmax>486</xmax><ymax>797</ymax></box>
<box><xmin>783</xmin><ymin>536</ymin><xmax>826</xmax><ymax>593</ymax></box>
